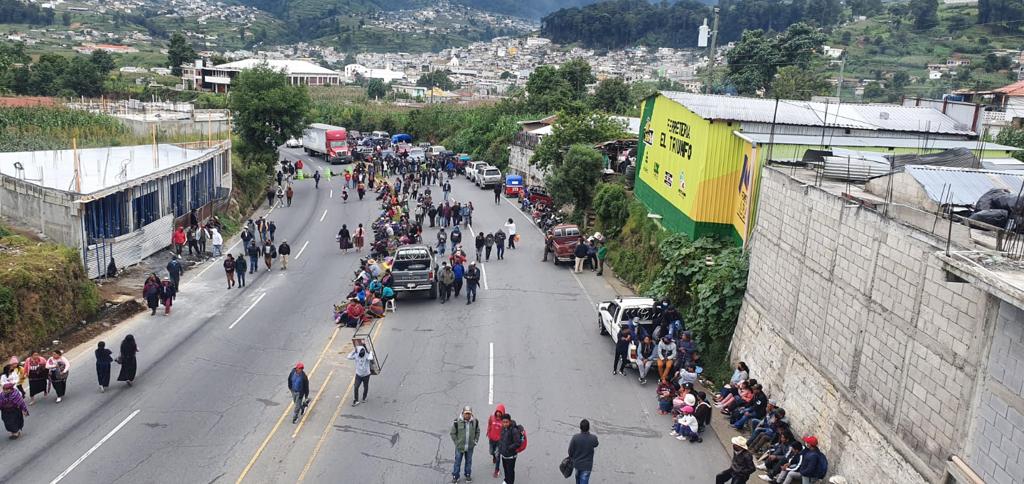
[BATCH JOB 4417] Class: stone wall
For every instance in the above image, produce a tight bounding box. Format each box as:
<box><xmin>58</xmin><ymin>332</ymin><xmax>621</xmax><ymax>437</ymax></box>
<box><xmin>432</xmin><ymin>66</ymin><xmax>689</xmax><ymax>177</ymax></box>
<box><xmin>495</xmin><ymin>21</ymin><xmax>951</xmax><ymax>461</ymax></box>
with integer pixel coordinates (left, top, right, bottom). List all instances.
<box><xmin>731</xmin><ymin>166</ymin><xmax>1022</xmax><ymax>482</ymax></box>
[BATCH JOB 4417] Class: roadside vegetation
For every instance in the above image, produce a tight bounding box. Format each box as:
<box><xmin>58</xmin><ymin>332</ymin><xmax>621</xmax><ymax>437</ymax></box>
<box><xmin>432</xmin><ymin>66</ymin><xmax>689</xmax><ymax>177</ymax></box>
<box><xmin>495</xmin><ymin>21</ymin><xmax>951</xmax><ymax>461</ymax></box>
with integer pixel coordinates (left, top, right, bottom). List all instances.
<box><xmin>0</xmin><ymin>227</ymin><xmax>102</xmax><ymax>357</ymax></box>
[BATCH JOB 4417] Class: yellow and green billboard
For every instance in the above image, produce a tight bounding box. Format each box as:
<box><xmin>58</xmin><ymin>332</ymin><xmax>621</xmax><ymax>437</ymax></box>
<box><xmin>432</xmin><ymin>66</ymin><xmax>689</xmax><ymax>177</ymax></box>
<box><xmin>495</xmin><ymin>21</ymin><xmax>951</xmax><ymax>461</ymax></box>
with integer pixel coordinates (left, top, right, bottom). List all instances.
<box><xmin>634</xmin><ymin>94</ymin><xmax>760</xmax><ymax>245</ymax></box>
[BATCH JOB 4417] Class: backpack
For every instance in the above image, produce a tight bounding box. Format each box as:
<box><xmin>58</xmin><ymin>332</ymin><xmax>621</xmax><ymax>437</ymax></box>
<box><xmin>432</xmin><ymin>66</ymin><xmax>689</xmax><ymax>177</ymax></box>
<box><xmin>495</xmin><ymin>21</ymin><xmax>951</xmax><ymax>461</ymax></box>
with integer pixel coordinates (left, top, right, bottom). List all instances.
<box><xmin>515</xmin><ymin>424</ymin><xmax>527</xmax><ymax>453</ymax></box>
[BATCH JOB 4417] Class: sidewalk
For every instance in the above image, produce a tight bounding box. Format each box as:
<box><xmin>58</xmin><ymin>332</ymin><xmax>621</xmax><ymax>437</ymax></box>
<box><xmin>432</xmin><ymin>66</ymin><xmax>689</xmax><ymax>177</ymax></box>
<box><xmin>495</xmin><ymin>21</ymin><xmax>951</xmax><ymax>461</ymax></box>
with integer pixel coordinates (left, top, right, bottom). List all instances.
<box><xmin>569</xmin><ymin>262</ymin><xmax>737</xmax><ymax>458</ymax></box>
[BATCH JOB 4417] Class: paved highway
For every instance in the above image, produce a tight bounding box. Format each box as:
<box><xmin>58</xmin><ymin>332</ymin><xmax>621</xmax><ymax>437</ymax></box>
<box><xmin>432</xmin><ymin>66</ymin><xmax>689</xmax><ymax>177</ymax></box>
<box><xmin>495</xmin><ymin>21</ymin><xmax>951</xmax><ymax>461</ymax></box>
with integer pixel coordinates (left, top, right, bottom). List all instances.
<box><xmin>0</xmin><ymin>147</ymin><xmax>727</xmax><ymax>483</ymax></box>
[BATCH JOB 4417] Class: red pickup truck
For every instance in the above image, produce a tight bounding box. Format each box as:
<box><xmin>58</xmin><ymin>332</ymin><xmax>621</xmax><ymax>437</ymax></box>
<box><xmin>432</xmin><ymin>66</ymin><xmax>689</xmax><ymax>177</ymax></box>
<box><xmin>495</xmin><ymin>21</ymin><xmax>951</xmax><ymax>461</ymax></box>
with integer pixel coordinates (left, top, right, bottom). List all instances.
<box><xmin>548</xmin><ymin>224</ymin><xmax>582</xmax><ymax>265</ymax></box>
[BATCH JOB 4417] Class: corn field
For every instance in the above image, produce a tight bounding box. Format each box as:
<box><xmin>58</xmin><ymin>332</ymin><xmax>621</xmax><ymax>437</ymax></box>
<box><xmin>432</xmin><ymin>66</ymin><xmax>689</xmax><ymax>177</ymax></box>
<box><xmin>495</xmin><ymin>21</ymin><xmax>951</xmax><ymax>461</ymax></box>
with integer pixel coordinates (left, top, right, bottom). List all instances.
<box><xmin>0</xmin><ymin>106</ymin><xmax>213</xmax><ymax>152</ymax></box>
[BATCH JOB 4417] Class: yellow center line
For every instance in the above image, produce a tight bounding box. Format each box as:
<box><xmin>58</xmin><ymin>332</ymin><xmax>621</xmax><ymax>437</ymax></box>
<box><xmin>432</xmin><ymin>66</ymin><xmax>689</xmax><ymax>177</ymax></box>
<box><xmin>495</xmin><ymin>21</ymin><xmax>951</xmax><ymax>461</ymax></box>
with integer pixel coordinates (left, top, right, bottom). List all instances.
<box><xmin>291</xmin><ymin>369</ymin><xmax>335</xmax><ymax>439</ymax></box>
<box><xmin>297</xmin><ymin>319</ymin><xmax>387</xmax><ymax>482</ymax></box>
<box><xmin>235</xmin><ymin>325</ymin><xmax>340</xmax><ymax>484</ymax></box>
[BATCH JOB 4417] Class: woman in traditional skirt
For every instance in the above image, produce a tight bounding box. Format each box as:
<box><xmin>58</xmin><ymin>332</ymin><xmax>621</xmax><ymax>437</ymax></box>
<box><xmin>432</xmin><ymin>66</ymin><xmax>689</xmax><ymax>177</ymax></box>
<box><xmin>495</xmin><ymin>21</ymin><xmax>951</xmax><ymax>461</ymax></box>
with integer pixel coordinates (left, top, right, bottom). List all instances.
<box><xmin>45</xmin><ymin>350</ymin><xmax>70</xmax><ymax>403</ymax></box>
<box><xmin>95</xmin><ymin>341</ymin><xmax>113</xmax><ymax>392</ymax></box>
<box><xmin>338</xmin><ymin>225</ymin><xmax>352</xmax><ymax>253</ymax></box>
<box><xmin>117</xmin><ymin>335</ymin><xmax>139</xmax><ymax>386</ymax></box>
<box><xmin>25</xmin><ymin>352</ymin><xmax>47</xmax><ymax>405</ymax></box>
<box><xmin>353</xmin><ymin>224</ymin><xmax>366</xmax><ymax>252</ymax></box>
<box><xmin>0</xmin><ymin>382</ymin><xmax>28</xmax><ymax>438</ymax></box>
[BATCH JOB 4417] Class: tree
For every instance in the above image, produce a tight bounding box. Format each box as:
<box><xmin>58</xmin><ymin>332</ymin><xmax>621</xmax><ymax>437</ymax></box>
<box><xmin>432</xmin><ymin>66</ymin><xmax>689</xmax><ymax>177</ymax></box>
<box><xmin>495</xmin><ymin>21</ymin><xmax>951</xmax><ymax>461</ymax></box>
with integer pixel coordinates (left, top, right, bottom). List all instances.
<box><xmin>525</xmin><ymin>65</ymin><xmax>571</xmax><ymax>113</ymax></box>
<box><xmin>416</xmin><ymin>69</ymin><xmax>456</xmax><ymax>91</ymax></box>
<box><xmin>559</xmin><ymin>58</ymin><xmax>595</xmax><ymax>100</ymax></box>
<box><xmin>229</xmin><ymin>65</ymin><xmax>310</xmax><ymax>167</ymax></box>
<box><xmin>996</xmin><ymin>127</ymin><xmax>1024</xmax><ymax>161</ymax></box>
<box><xmin>25</xmin><ymin>54</ymin><xmax>68</xmax><ymax>95</ymax></box>
<box><xmin>862</xmin><ymin>81</ymin><xmax>885</xmax><ymax>100</ymax></box>
<box><xmin>593</xmin><ymin>182</ymin><xmax>630</xmax><ymax>234</ymax></box>
<box><xmin>909</xmin><ymin>0</ymin><xmax>939</xmax><ymax>30</ymax></box>
<box><xmin>343</xmin><ymin>52</ymin><xmax>357</xmax><ymax>66</ymax></box>
<box><xmin>849</xmin><ymin>0</ymin><xmax>883</xmax><ymax>16</ymax></box>
<box><xmin>532</xmin><ymin>107</ymin><xmax>625</xmax><ymax>170</ymax></box>
<box><xmin>167</xmin><ymin>33</ymin><xmax>196</xmax><ymax>76</ymax></box>
<box><xmin>366</xmin><ymin>78</ymin><xmax>388</xmax><ymax>99</ymax></box>
<box><xmin>61</xmin><ymin>11</ymin><xmax>71</xmax><ymax>26</ymax></box>
<box><xmin>725</xmin><ymin>29</ymin><xmax>777</xmax><ymax>95</ymax></box>
<box><xmin>89</xmin><ymin>49</ymin><xmax>116</xmax><ymax>74</ymax></box>
<box><xmin>770</xmin><ymin>66</ymin><xmax>830</xmax><ymax>100</ymax></box>
<box><xmin>546</xmin><ymin>144</ymin><xmax>605</xmax><ymax>213</ymax></box>
<box><xmin>500</xmin><ymin>71</ymin><xmax>512</xmax><ymax>80</ymax></box>
<box><xmin>591</xmin><ymin>78</ymin><xmax>632</xmax><ymax>114</ymax></box>
<box><xmin>61</xmin><ymin>57</ymin><xmax>103</xmax><ymax>97</ymax></box>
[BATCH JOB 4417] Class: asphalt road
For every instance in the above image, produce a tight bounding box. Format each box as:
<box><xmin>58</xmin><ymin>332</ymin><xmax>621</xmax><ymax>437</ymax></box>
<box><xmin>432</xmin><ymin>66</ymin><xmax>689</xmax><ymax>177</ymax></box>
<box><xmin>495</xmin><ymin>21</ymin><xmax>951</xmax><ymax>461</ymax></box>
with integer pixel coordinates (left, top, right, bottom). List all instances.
<box><xmin>0</xmin><ymin>147</ymin><xmax>728</xmax><ymax>484</ymax></box>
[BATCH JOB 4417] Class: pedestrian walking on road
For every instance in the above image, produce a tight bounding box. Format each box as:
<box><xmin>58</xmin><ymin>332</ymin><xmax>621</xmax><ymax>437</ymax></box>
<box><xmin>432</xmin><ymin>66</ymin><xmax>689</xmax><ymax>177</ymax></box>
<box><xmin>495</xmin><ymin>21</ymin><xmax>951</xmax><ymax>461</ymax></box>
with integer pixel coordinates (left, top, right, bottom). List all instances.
<box><xmin>0</xmin><ymin>382</ymin><xmax>28</xmax><ymax>439</ymax></box>
<box><xmin>268</xmin><ymin>220</ymin><xmax>277</xmax><ymax>243</ymax></box>
<box><xmin>439</xmin><ymin>261</ymin><xmax>455</xmax><ymax>303</ymax></box>
<box><xmin>496</xmin><ymin>414</ymin><xmax>523</xmax><ymax>484</ymax></box>
<box><xmin>354</xmin><ymin>224</ymin><xmax>365</xmax><ymax>252</ymax></box>
<box><xmin>493</xmin><ymin>183</ymin><xmax>502</xmax><ymax>204</ymax></box>
<box><xmin>117</xmin><ymin>335</ymin><xmax>138</xmax><ymax>387</ymax></box>
<box><xmin>161</xmin><ymin>278</ymin><xmax>176</xmax><ymax>314</ymax></box>
<box><xmin>263</xmin><ymin>241</ymin><xmax>276</xmax><ymax>271</ymax></box>
<box><xmin>567</xmin><ymin>419</ymin><xmax>599</xmax><ymax>484</ymax></box>
<box><xmin>347</xmin><ymin>345</ymin><xmax>373</xmax><ymax>406</ymax></box>
<box><xmin>338</xmin><ymin>225</ymin><xmax>352</xmax><ymax>253</ymax></box>
<box><xmin>286</xmin><ymin>184</ymin><xmax>294</xmax><ymax>207</ymax></box>
<box><xmin>234</xmin><ymin>253</ymin><xmax>247</xmax><ymax>287</ymax></box>
<box><xmin>443</xmin><ymin>181</ymin><xmax>451</xmax><ymax>201</ymax></box>
<box><xmin>450</xmin><ymin>406</ymin><xmax>480</xmax><ymax>483</ymax></box>
<box><xmin>436</xmin><ymin>228</ymin><xmax>448</xmax><ymax>256</ymax></box>
<box><xmin>278</xmin><ymin>240</ymin><xmax>291</xmax><ymax>270</ymax></box>
<box><xmin>186</xmin><ymin>227</ymin><xmax>199</xmax><ymax>256</ymax></box>
<box><xmin>474</xmin><ymin>232</ymin><xmax>485</xmax><ymax>262</ymax></box>
<box><xmin>596</xmin><ymin>243</ymin><xmax>607</xmax><ymax>276</ymax></box>
<box><xmin>313</xmin><ymin>170</ymin><xmax>321</xmax><ymax>189</ymax></box>
<box><xmin>197</xmin><ymin>226</ymin><xmax>208</xmax><ymax>256</ymax></box>
<box><xmin>172</xmin><ymin>226</ymin><xmax>186</xmax><ymax>255</ymax></box>
<box><xmin>487</xmin><ymin>404</ymin><xmax>506</xmax><ymax>478</ymax></box>
<box><xmin>143</xmin><ymin>274</ymin><xmax>162</xmax><ymax>315</ymax></box>
<box><xmin>246</xmin><ymin>241</ymin><xmax>260</xmax><ymax>274</ymax></box>
<box><xmin>428</xmin><ymin>204</ymin><xmax>438</xmax><ymax>228</ymax></box>
<box><xmin>45</xmin><ymin>350</ymin><xmax>69</xmax><ymax>403</ymax></box>
<box><xmin>504</xmin><ymin>219</ymin><xmax>517</xmax><ymax>249</ymax></box>
<box><xmin>452</xmin><ymin>260</ymin><xmax>465</xmax><ymax>298</ymax></box>
<box><xmin>223</xmin><ymin>254</ymin><xmax>236</xmax><ymax>289</ymax></box>
<box><xmin>266</xmin><ymin>186</ymin><xmax>276</xmax><ymax>207</ymax></box>
<box><xmin>484</xmin><ymin>233</ymin><xmax>494</xmax><ymax>262</ymax></box>
<box><xmin>450</xmin><ymin>226</ymin><xmax>463</xmax><ymax>254</ymax></box>
<box><xmin>288</xmin><ymin>362</ymin><xmax>309</xmax><ymax>424</ymax></box>
<box><xmin>95</xmin><ymin>341</ymin><xmax>113</xmax><ymax>393</ymax></box>
<box><xmin>211</xmin><ymin>228</ymin><xmax>223</xmax><ymax>257</ymax></box>
<box><xmin>716</xmin><ymin>436</ymin><xmax>755</xmax><ymax>484</ymax></box>
<box><xmin>493</xmin><ymin>231</ymin><xmax>506</xmax><ymax>260</ymax></box>
<box><xmin>25</xmin><ymin>353</ymin><xmax>46</xmax><ymax>405</ymax></box>
<box><xmin>166</xmin><ymin>255</ymin><xmax>183</xmax><ymax>293</ymax></box>
<box><xmin>276</xmin><ymin>185</ymin><xmax>285</xmax><ymax>207</ymax></box>
<box><xmin>465</xmin><ymin>262</ymin><xmax>480</xmax><ymax>305</ymax></box>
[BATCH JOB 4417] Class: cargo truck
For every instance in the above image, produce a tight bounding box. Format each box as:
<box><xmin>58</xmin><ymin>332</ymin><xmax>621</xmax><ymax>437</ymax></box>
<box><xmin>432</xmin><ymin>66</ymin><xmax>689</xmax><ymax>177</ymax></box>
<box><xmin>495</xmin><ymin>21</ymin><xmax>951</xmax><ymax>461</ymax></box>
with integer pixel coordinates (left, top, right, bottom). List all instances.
<box><xmin>302</xmin><ymin>123</ymin><xmax>351</xmax><ymax>164</ymax></box>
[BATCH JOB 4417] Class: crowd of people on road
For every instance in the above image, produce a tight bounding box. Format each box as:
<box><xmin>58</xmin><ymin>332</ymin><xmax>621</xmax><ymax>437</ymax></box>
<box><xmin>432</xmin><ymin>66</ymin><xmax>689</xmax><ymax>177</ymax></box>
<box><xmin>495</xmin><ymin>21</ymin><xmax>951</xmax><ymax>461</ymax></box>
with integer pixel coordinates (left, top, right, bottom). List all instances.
<box><xmin>0</xmin><ymin>334</ymin><xmax>142</xmax><ymax>439</ymax></box>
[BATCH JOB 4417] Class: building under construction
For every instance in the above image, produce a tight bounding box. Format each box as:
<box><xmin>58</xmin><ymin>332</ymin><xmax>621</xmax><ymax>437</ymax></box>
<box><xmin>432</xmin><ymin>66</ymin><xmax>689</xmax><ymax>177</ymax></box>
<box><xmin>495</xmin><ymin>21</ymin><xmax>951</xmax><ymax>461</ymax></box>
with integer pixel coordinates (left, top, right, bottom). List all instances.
<box><xmin>0</xmin><ymin>141</ymin><xmax>231</xmax><ymax>277</ymax></box>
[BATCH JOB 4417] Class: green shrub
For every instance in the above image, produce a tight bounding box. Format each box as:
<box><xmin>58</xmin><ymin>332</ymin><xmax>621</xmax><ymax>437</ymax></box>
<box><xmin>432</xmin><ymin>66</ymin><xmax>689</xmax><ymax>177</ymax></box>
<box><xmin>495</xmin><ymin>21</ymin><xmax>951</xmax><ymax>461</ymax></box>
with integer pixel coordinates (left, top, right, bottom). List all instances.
<box><xmin>593</xmin><ymin>182</ymin><xmax>630</xmax><ymax>236</ymax></box>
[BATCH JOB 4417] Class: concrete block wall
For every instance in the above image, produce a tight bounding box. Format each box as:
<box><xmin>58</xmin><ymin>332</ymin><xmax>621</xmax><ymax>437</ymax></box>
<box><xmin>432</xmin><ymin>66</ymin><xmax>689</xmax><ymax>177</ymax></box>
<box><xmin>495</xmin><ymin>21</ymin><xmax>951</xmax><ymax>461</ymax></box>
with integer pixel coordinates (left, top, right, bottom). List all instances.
<box><xmin>731</xmin><ymin>166</ymin><xmax>1020</xmax><ymax>482</ymax></box>
<box><xmin>0</xmin><ymin>175</ymin><xmax>82</xmax><ymax>247</ymax></box>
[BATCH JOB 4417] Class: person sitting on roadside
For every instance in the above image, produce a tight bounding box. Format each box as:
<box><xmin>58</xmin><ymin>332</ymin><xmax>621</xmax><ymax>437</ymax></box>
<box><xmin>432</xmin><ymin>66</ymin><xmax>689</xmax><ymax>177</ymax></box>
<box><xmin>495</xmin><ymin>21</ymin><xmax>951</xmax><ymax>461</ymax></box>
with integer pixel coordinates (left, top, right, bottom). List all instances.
<box><xmin>672</xmin><ymin>391</ymin><xmax>696</xmax><ymax>417</ymax></box>
<box><xmin>368</xmin><ymin>297</ymin><xmax>385</xmax><ymax>318</ymax></box>
<box><xmin>670</xmin><ymin>405</ymin><xmax>702</xmax><ymax>443</ymax></box>
<box><xmin>718</xmin><ymin>379</ymin><xmax>754</xmax><ymax>411</ymax></box>
<box><xmin>636</xmin><ymin>335</ymin><xmax>656</xmax><ymax>385</ymax></box>
<box><xmin>757</xmin><ymin>437</ymin><xmax>801</xmax><ymax>482</ymax></box>
<box><xmin>656</xmin><ymin>380</ymin><xmax>675</xmax><ymax>415</ymax></box>
<box><xmin>338</xmin><ymin>299</ymin><xmax>366</xmax><ymax>327</ymax></box>
<box><xmin>694</xmin><ymin>391</ymin><xmax>713</xmax><ymax>434</ymax></box>
<box><xmin>656</xmin><ymin>336</ymin><xmax>677</xmax><ymax>383</ymax></box>
<box><xmin>731</xmin><ymin>384</ymin><xmax>769</xmax><ymax>430</ymax></box>
<box><xmin>717</xmin><ymin>361</ymin><xmax>750</xmax><ymax>402</ymax></box>
<box><xmin>677</xmin><ymin>364</ymin><xmax>699</xmax><ymax>388</ymax></box>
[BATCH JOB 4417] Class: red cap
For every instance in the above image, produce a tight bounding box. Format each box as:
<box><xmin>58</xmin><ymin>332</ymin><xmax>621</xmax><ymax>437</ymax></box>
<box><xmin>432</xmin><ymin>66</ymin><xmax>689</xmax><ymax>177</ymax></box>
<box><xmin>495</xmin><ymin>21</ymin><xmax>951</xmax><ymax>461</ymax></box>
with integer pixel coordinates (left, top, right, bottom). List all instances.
<box><xmin>295</xmin><ymin>362</ymin><xmax>304</xmax><ymax>369</ymax></box>
<box><xmin>803</xmin><ymin>436</ymin><xmax>818</xmax><ymax>447</ymax></box>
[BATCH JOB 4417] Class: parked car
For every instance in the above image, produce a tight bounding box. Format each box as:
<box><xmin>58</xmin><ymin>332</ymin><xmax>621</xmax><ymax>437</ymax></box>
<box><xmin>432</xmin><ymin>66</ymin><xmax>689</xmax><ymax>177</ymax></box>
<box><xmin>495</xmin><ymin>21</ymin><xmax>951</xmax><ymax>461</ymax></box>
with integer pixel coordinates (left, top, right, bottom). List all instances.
<box><xmin>285</xmin><ymin>137</ymin><xmax>302</xmax><ymax>148</ymax></box>
<box><xmin>548</xmin><ymin>224</ymin><xmax>581</xmax><ymax>264</ymax></box>
<box><xmin>409</xmin><ymin>148</ymin><xmax>426</xmax><ymax>162</ymax></box>
<box><xmin>465</xmin><ymin>161</ymin><xmax>487</xmax><ymax>181</ymax></box>
<box><xmin>390</xmin><ymin>245</ymin><xmax>438</xmax><ymax>299</ymax></box>
<box><xmin>596</xmin><ymin>296</ymin><xmax>662</xmax><ymax>365</ymax></box>
<box><xmin>476</xmin><ymin>166</ymin><xmax>502</xmax><ymax>188</ymax></box>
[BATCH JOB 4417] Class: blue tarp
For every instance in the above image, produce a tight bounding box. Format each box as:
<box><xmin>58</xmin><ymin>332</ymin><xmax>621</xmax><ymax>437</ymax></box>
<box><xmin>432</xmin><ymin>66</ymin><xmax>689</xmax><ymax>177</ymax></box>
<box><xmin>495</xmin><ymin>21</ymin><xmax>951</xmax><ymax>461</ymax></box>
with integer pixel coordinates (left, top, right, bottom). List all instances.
<box><xmin>391</xmin><ymin>134</ymin><xmax>413</xmax><ymax>144</ymax></box>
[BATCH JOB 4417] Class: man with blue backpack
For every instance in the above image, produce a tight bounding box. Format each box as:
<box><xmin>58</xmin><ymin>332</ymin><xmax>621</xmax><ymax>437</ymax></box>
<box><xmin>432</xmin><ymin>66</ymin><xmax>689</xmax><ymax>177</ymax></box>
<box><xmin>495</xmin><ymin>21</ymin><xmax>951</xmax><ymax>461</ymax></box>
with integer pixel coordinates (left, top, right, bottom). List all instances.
<box><xmin>771</xmin><ymin>435</ymin><xmax>828</xmax><ymax>484</ymax></box>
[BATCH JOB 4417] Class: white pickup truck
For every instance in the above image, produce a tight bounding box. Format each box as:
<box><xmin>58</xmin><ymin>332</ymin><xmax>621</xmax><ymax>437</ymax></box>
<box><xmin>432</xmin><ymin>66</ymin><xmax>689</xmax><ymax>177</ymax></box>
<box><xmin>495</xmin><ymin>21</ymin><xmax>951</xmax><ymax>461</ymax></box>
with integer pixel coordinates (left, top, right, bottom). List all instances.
<box><xmin>597</xmin><ymin>297</ymin><xmax>661</xmax><ymax>364</ymax></box>
<box><xmin>465</xmin><ymin>161</ymin><xmax>487</xmax><ymax>181</ymax></box>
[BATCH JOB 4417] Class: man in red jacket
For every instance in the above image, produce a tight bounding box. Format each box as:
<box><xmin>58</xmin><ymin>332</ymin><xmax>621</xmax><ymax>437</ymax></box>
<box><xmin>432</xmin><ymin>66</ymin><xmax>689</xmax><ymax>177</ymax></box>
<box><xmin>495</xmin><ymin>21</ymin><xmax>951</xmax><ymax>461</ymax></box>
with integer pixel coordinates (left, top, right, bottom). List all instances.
<box><xmin>171</xmin><ymin>226</ymin><xmax>186</xmax><ymax>255</ymax></box>
<box><xmin>487</xmin><ymin>403</ymin><xmax>506</xmax><ymax>479</ymax></box>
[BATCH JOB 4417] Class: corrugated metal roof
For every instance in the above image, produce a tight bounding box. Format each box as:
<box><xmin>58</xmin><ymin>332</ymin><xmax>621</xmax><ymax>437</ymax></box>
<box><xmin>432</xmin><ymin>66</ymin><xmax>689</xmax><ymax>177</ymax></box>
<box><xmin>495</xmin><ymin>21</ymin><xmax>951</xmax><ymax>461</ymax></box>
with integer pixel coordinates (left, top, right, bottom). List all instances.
<box><xmin>214</xmin><ymin>59</ymin><xmax>339</xmax><ymax>76</ymax></box>
<box><xmin>661</xmin><ymin>92</ymin><xmax>974</xmax><ymax>135</ymax></box>
<box><xmin>903</xmin><ymin>165</ymin><xmax>1024</xmax><ymax>205</ymax></box>
<box><xmin>739</xmin><ymin>132</ymin><xmax>1020</xmax><ymax>151</ymax></box>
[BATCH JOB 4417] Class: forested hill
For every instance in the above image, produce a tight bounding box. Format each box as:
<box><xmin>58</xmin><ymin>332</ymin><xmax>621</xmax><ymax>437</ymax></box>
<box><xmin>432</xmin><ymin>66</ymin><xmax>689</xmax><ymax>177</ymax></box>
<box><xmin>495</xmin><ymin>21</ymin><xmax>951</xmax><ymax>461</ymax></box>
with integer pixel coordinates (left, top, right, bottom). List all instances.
<box><xmin>540</xmin><ymin>0</ymin><xmax>844</xmax><ymax>49</ymax></box>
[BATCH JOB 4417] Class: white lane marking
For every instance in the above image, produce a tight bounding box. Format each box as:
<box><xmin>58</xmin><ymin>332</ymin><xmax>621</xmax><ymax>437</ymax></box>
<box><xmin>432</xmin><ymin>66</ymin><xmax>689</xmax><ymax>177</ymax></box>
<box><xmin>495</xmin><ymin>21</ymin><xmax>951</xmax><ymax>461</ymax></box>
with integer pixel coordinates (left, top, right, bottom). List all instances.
<box><xmin>503</xmin><ymin>197</ymin><xmax>536</xmax><ymax>228</ymax></box>
<box><xmin>570</xmin><ymin>271</ymin><xmax>596</xmax><ymax>308</ymax></box>
<box><xmin>467</xmin><ymin>224</ymin><xmax>474</xmax><ymax>237</ymax></box>
<box><xmin>319</xmin><ymin>209</ymin><xmax>328</xmax><ymax>222</ymax></box>
<box><xmin>227</xmin><ymin>239</ymin><xmax>241</xmax><ymax>253</ymax></box>
<box><xmin>228</xmin><ymin>293</ymin><xmax>266</xmax><ymax>329</ymax></box>
<box><xmin>49</xmin><ymin>409</ymin><xmax>141</xmax><ymax>484</ymax></box>
<box><xmin>488</xmin><ymin>342</ymin><xmax>494</xmax><ymax>405</ymax></box>
<box><xmin>295</xmin><ymin>240</ymin><xmax>310</xmax><ymax>260</ymax></box>
<box><xmin>330</xmin><ymin>189</ymin><xmax>333</xmax><ymax>199</ymax></box>
<box><xmin>480</xmin><ymin>263</ymin><xmax>488</xmax><ymax>290</ymax></box>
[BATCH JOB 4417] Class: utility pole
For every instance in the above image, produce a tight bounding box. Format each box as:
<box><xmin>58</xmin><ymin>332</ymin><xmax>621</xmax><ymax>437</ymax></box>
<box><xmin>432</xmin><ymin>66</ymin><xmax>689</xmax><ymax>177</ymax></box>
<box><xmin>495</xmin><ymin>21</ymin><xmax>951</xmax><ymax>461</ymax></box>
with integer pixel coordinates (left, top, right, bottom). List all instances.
<box><xmin>706</xmin><ymin>6</ymin><xmax>721</xmax><ymax>95</ymax></box>
<box><xmin>836</xmin><ymin>56</ymin><xmax>846</xmax><ymax>99</ymax></box>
